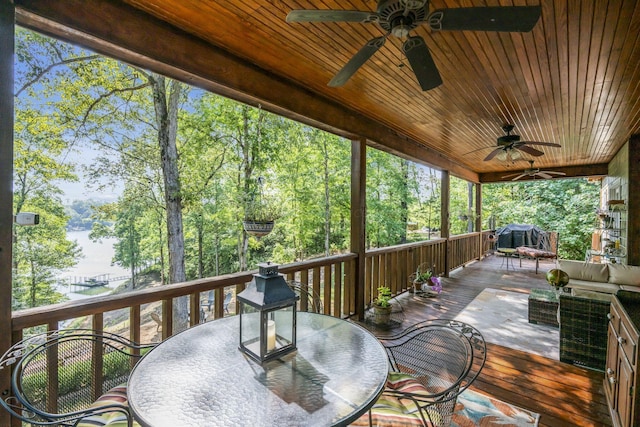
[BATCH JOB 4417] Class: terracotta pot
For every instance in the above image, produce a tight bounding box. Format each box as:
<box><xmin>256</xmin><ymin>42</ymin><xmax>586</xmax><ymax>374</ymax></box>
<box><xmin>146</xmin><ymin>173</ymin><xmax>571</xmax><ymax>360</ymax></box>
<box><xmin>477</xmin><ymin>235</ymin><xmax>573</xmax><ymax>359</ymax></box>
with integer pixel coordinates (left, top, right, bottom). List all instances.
<box><xmin>372</xmin><ymin>305</ymin><xmax>392</xmax><ymax>326</ymax></box>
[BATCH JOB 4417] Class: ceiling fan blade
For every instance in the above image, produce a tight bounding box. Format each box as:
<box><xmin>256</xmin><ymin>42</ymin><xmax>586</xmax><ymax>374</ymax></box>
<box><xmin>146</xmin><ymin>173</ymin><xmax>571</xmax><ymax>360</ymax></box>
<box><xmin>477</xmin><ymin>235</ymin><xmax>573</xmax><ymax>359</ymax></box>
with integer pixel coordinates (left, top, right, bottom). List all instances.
<box><xmin>286</xmin><ymin>10</ymin><xmax>377</xmax><ymax>23</ymax></box>
<box><xmin>511</xmin><ymin>173</ymin><xmax>527</xmax><ymax>181</ymax></box>
<box><xmin>540</xmin><ymin>171</ymin><xmax>567</xmax><ymax>176</ymax></box>
<box><xmin>516</xmin><ymin>145</ymin><xmax>545</xmax><ymax>157</ymax></box>
<box><xmin>329</xmin><ymin>37</ymin><xmax>386</xmax><ymax>87</ymax></box>
<box><xmin>483</xmin><ymin>148</ymin><xmax>503</xmax><ymax>161</ymax></box>
<box><xmin>428</xmin><ymin>6</ymin><xmax>541</xmax><ymax>32</ymax></box>
<box><xmin>536</xmin><ymin>172</ymin><xmax>554</xmax><ymax>179</ymax></box>
<box><xmin>519</xmin><ymin>141</ymin><xmax>562</xmax><ymax>147</ymax></box>
<box><xmin>402</xmin><ymin>36</ymin><xmax>442</xmax><ymax>91</ymax></box>
<box><xmin>463</xmin><ymin>146</ymin><xmax>493</xmax><ymax>155</ymax></box>
<box><xmin>501</xmin><ymin>172</ymin><xmax>521</xmax><ymax>178</ymax></box>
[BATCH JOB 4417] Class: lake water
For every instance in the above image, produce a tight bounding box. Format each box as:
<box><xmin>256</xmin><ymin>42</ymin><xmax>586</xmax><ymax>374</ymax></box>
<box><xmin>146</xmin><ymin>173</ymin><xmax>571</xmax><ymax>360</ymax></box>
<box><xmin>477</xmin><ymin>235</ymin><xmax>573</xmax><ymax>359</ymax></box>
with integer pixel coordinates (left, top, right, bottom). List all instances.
<box><xmin>56</xmin><ymin>230</ymin><xmax>131</xmax><ymax>300</ymax></box>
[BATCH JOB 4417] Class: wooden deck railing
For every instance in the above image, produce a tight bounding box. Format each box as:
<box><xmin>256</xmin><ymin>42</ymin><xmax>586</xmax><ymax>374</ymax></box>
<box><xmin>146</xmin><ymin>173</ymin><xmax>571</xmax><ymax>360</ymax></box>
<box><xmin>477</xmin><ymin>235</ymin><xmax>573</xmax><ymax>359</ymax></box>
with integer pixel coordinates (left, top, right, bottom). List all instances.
<box><xmin>10</xmin><ymin>236</ymin><xmax>486</xmax><ymax>341</ymax></box>
<box><xmin>448</xmin><ymin>232</ymin><xmax>483</xmax><ymax>271</ymax></box>
<box><xmin>6</xmin><ymin>234</ymin><xmax>484</xmax><ymax>416</ymax></box>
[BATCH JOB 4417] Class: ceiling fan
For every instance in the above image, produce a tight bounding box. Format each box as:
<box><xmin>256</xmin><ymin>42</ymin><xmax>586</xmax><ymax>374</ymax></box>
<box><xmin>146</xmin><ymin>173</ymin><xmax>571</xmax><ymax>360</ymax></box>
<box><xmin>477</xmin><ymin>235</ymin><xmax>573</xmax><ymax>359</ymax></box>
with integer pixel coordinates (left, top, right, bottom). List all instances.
<box><xmin>286</xmin><ymin>1</ymin><xmax>541</xmax><ymax>91</ymax></box>
<box><xmin>502</xmin><ymin>160</ymin><xmax>567</xmax><ymax>181</ymax></box>
<box><xmin>483</xmin><ymin>124</ymin><xmax>561</xmax><ymax>162</ymax></box>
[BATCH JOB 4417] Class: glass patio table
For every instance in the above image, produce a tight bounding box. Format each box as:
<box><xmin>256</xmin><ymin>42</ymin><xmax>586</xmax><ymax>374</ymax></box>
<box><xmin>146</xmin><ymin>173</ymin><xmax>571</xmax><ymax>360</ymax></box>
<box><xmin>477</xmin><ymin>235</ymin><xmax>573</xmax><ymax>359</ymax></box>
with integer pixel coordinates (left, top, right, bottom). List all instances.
<box><xmin>127</xmin><ymin>312</ymin><xmax>389</xmax><ymax>427</ymax></box>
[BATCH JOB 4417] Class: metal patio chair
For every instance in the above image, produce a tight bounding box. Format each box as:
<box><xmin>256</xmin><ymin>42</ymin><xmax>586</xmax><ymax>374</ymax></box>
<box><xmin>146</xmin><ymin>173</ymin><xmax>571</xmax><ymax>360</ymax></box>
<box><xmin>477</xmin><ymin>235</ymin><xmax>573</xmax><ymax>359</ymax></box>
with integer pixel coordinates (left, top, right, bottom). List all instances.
<box><xmin>363</xmin><ymin>319</ymin><xmax>487</xmax><ymax>427</ymax></box>
<box><xmin>0</xmin><ymin>329</ymin><xmax>155</xmax><ymax>426</ymax></box>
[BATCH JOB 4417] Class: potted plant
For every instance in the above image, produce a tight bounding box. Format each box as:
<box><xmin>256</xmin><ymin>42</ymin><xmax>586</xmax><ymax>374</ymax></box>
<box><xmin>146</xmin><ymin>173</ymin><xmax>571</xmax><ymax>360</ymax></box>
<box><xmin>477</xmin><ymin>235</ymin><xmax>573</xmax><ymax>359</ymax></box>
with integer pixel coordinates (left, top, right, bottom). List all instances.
<box><xmin>243</xmin><ymin>199</ymin><xmax>281</xmax><ymax>237</ymax></box>
<box><xmin>242</xmin><ymin>177</ymin><xmax>282</xmax><ymax>237</ymax></box>
<box><xmin>410</xmin><ymin>264</ymin><xmax>443</xmax><ymax>297</ymax></box>
<box><xmin>372</xmin><ymin>286</ymin><xmax>393</xmax><ymax>326</ymax></box>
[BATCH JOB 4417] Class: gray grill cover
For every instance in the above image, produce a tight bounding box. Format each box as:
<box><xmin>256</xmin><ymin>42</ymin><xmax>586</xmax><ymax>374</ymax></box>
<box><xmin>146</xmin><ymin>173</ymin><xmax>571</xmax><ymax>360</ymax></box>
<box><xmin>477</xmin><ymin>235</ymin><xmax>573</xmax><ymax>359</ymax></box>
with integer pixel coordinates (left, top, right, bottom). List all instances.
<box><xmin>496</xmin><ymin>224</ymin><xmax>549</xmax><ymax>250</ymax></box>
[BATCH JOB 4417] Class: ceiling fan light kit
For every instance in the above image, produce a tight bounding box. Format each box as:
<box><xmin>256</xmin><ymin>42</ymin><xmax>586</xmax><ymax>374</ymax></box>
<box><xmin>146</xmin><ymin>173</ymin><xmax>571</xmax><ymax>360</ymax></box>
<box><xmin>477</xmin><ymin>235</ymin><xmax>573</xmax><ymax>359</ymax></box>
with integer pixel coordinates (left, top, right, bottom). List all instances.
<box><xmin>482</xmin><ymin>124</ymin><xmax>562</xmax><ymax>162</ymax></box>
<box><xmin>286</xmin><ymin>2</ymin><xmax>541</xmax><ymax>91</ymax></box>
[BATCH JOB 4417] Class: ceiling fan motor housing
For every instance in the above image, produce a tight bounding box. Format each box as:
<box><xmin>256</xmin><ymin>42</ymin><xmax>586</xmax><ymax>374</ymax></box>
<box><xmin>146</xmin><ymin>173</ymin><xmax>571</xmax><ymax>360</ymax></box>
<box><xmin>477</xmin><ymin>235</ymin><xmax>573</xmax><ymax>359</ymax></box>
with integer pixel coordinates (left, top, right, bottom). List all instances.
<box><xmin>497</xmin><ymin>134</ymin><xmax>520</xmax><ymax>146</ymax></box>
<box><xmin>377</xmin><ymin>0</ymin><xmax>428</xmax><ymax>33</ymax></box>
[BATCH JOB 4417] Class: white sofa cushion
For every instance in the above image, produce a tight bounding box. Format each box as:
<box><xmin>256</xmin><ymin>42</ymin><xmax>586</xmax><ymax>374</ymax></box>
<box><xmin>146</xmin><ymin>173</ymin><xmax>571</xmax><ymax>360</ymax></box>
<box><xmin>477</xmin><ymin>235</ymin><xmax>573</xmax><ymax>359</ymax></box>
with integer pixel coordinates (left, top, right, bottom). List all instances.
<box><xmin>570</xmin><ymin>289</ymin><xmax>615</xmax><ymax>301</ymax></box>
<box><xmin>608</xmin><ymin>263</ymin><xmax>640</xmax><ymax>287</ymax></box>
<box><xmin>568</xmin><ymin>279</ymin><xmax>620</xmax><ymax>294</ymax></box>
<box><xmin>558</xmin><ymin>259</ymin><xmax>609</xmax><ymax>282</ymax></box>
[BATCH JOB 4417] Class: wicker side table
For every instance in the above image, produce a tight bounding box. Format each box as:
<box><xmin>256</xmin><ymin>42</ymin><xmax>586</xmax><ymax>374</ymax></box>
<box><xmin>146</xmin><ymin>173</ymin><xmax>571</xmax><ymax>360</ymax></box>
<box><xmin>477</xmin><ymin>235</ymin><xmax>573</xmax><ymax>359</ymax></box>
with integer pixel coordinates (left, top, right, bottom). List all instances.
<box><xmin>528</xmin><ymin>288</ymin><xmax>559</xmax><ymax>327</ymax></box>
<box><xmin>559</xmin><ymin>293</ymin><xmax>612</xmax><ymax>371</ymax></box>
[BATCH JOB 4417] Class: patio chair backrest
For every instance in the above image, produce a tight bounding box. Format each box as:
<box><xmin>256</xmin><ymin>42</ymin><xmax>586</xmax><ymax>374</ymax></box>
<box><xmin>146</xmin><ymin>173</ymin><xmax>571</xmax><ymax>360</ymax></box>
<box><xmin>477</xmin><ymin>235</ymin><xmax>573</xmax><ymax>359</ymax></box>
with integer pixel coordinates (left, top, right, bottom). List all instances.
<box><xmin>287</xmin><ymin>280</ymin><xmax>324</xmax><ymax>313</ymax></box>
<box><xmin>0</xmin><ymin>329</ymin><xmax>155</xmax><ymax>425</ymax></box>
<box><xmin>379</xmin><ymin>319</ymin><xmax>486</xmax><ymax>426</ymax></box>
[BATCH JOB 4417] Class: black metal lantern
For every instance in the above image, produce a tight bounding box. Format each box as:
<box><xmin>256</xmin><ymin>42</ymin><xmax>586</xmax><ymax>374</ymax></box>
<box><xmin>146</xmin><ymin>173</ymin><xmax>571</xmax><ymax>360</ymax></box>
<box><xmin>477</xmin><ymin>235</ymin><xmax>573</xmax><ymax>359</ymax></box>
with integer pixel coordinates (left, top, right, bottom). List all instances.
<box><xmin>238</xmin><ymin>262</ymin><xmax>299</xmax><ymax>364</ymax></box>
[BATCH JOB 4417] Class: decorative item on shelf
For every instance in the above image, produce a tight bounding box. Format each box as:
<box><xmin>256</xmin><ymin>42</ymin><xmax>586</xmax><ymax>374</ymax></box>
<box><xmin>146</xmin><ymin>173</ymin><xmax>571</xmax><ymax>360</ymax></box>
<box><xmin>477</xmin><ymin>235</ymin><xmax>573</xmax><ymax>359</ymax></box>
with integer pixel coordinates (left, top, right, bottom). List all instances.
<box><xmin>410</xmin><ymin>263</ymin><xmax>442</xmax><ymax>297</ymax></box>
<box><xmin>237</xmin><ymin>262</ymin><xmax>299</xmax><ymax>364</ymax></box>
<box><xmin>372</xmin><ymin>286</ymin><xmax>393</xmax><ymax>326</ymax></box>
<box><xmin>607</xmin><ymin>199</ymin><xmax>626</xmax><ymax>211</ymax></box>
<box><xmin>242</xmin><ymin>177</ymin><xmax>282</xmax><ymax>237</ymax></box>
<box><xmin>546</xmin><ymin>269</ymin><xmax>569</xmax><ymax>292</ymax></box>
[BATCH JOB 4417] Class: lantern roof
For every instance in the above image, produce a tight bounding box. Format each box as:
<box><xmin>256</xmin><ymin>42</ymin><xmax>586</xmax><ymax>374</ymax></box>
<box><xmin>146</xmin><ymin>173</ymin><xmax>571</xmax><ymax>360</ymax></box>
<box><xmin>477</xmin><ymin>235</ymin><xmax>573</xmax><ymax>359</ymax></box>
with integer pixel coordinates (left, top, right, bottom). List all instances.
<box><xmin>238</xmin><ymin>262</ymin><xmax>298</xmax><ymax>309</ymax></box>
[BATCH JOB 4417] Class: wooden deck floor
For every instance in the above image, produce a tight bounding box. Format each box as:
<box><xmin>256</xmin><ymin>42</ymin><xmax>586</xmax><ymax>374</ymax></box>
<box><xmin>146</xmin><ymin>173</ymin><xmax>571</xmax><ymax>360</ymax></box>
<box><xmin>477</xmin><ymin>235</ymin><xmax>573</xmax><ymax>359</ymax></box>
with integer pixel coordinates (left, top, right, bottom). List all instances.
<box><xmin>359</xmin><ymin>254</ymin><xmax>611</xmax><ymax>427</ymax></box>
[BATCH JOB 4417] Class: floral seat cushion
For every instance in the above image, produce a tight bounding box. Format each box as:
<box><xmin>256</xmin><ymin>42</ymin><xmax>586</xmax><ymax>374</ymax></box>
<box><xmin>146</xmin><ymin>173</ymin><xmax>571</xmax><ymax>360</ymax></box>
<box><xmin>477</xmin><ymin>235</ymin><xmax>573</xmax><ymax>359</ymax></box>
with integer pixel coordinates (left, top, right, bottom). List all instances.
<box><xmin>352</xmin><ymin>372</ymin><xmax>441</xmax><ymax>427</ymax></box>
<box><xmin>516</xmin><ymin>246</ymin><xmax>556</xmax><ymax>259</ymax></box>
<box><xmin>76</xmin><ymin>384</ymin><xmax>139</xmax><ymax>427</ymax></box>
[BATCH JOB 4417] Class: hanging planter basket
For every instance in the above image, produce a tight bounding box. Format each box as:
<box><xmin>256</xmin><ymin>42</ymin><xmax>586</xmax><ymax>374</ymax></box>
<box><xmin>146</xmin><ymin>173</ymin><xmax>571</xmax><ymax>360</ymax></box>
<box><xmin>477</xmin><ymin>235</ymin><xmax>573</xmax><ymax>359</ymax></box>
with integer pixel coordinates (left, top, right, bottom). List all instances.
<box><xmin>243</xmin><ymin>220</ymin><xmax>275</xmax><ymax>237</ymax></box>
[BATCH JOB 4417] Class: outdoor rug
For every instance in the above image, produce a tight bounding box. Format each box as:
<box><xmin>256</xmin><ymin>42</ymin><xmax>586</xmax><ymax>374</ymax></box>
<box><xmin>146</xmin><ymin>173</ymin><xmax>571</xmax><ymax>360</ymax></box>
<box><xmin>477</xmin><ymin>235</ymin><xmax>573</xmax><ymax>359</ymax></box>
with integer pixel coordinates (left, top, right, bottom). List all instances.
<box><xmin>454</xmin><ymin>388</ymin><xmax>540</xmax><ymax>426</ymax></box>
<box><xmin>454</xmin><ymin>288</ymin><xmax>559</xmax><ymax>360</ymax></box>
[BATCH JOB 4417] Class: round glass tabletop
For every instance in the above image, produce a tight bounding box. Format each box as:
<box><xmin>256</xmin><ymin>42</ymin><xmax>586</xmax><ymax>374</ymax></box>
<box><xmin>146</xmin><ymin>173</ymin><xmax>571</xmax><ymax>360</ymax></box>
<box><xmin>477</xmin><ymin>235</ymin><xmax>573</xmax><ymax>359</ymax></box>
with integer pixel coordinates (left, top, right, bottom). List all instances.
<box><xmin>128</xmin><ymin>312</ymin><xmax>389</xmax><ymax>427</ymax></box>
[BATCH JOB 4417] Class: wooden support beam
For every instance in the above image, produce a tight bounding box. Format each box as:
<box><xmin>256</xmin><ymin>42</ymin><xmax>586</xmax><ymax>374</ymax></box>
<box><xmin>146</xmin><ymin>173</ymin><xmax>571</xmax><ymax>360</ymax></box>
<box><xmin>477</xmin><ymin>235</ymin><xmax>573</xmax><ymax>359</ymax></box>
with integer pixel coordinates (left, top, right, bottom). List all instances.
<box><xmin>14</xmin><ymin>0</ymin><xmax>477</xmax><ymax>183</ymax></box>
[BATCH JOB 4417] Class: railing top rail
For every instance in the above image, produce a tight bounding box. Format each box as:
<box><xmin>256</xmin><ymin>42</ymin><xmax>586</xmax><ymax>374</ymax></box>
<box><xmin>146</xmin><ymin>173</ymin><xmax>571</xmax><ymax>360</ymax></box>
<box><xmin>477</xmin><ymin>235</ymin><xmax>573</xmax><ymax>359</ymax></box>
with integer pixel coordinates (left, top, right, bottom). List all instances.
<box><xmin>448</xmin><ymin>232</ymin><xmax>481</xmax><ymax>241</ymax></box>
<box><xmin>365</xmin><ymin>238</ymin><xmax>446</xmax><ymax>256</ymax></box>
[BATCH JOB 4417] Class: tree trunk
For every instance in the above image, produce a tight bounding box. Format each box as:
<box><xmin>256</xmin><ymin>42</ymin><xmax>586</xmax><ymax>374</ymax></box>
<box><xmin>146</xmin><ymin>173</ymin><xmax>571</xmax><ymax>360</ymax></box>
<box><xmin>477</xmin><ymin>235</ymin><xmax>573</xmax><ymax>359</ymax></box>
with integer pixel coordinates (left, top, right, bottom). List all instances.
<box><xmin>150</xmin><ymin>75</ymin><xmax>187</xmax><ymax>327</ymax></box>
<box><xmin>322</xmin><ymin>138</ymin><xmax>331</xmax><ymax>256</ymax></box>
<box><xmin>399</xmin><ymin>159</ymin><xmax>409</xmax><ymax>244</ymax></box>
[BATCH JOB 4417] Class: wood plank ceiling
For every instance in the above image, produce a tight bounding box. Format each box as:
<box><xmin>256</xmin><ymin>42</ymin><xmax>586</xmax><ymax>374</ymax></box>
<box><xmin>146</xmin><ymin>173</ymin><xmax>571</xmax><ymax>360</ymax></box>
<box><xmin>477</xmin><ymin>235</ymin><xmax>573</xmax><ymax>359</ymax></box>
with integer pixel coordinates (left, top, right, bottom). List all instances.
<box><xmin>15</xmin><ymin>0</ymin><xmax>640</xmax><ymax>182</ymax></box>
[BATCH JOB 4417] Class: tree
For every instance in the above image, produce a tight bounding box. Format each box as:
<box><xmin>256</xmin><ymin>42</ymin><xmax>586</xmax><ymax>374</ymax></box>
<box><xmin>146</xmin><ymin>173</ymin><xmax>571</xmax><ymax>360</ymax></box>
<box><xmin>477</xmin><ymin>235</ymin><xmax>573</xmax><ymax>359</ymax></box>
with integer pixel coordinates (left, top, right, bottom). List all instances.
<box><xmin>366</xmin><ymin>148</ymin><xmax>417</xmax><ymax>247</ymax></box>
<box><xmin>12</xmin><ymin>29</ymin><xmax>84</xmax><ymax>309</ymax></box>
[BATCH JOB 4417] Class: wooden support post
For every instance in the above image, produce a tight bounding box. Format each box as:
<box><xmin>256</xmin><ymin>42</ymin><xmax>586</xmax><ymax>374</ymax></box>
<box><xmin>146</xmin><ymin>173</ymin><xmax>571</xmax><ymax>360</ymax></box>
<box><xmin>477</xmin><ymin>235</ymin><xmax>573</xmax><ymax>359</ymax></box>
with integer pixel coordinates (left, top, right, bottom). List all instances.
<box><xmin>476</xmin><ymin>183</ymin><xmax>482</xmax><ymax>259</ymax></box>
<box><xmin>629</xmin><ymin>135</ymin><xmax>640</xmax><ymax>266</ymax></box>
<box><xmin>351</xmin><ymin>139</ymin><xmax>366</xmax><ymax>320</ymax></box>
<box><xmin>441</xmin><ymin>171</ymin><xmax>451</xmax><ymax>277</ymax></box>
<box><xmin>0</xmin><ymin>2</ymin><xmax>14</xmax><ymax>426</ymax></box>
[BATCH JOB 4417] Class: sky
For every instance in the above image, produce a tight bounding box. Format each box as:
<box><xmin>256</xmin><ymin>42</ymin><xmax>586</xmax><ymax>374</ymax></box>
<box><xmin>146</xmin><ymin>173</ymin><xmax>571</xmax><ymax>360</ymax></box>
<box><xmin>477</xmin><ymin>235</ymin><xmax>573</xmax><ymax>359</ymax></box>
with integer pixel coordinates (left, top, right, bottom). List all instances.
<box><xmin>57</xmin><ymin>145</ymin><xmax>123</xmax><ymax>204</ymax></box>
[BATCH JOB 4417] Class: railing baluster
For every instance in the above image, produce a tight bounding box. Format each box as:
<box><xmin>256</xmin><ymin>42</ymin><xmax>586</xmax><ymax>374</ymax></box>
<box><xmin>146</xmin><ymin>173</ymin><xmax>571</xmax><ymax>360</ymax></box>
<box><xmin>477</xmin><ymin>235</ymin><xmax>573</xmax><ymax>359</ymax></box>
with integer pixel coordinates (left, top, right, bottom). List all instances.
<box><xmin>334</xmin><ymin>262</ymin><xmax>342</xmax><ymax>318</ymax></box>
<box><xmin>46</xmin><ymin>321</ymin><xmax>58</xmax><ymax>414</ymax></box>
<box><xmin>189</xmin><ymin>292</ymin><xmax>199</xmax><ymax>326</ymax></box>
<box><xmin>312</xmin><ymin>267</ymin><xmax>321</xmax><ymax>312</ymax></box>
<box><xmin>92</xmin><ymin>313</ymin><xmax>104</xmax><ymax>400</ymax></box>
<box><xmin>323</xmin><ymin>264</ymin><xmax>331</xmax><ymax>315</ymax></box>
<box><xmin>300</xmin><ymin>270</ymin><xmax>309</xmax><ymax>312</ymax></box>
<box><xmin>162</xmin><ymin>299</ymin><xmax>173</xmax><ymax>339</ymax></box>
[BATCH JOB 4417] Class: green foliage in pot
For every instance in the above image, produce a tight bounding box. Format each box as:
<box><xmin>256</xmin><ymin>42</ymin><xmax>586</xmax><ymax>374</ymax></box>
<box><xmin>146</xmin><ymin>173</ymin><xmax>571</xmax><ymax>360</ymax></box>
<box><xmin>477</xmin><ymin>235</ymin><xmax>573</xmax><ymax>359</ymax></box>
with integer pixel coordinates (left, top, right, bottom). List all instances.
<box><xmin>374</xmin><ymin>286</ymin><xmax>392</xmax><ymax>308</ymax></box>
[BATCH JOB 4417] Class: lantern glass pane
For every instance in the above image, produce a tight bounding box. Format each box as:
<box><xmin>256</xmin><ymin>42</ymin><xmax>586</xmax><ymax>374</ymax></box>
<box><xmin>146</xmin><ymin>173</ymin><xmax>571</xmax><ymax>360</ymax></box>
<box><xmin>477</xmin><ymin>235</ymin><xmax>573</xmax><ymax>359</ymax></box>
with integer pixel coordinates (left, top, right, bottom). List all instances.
<box><xmin>273</xmin><ymin>306</ymin><xmax>294</xmax><ymax>347</ymax></box>
<box><xmin>241</xmin><ymin>304</ymin><xmax>261</xmax><ymax>354</ymax></box>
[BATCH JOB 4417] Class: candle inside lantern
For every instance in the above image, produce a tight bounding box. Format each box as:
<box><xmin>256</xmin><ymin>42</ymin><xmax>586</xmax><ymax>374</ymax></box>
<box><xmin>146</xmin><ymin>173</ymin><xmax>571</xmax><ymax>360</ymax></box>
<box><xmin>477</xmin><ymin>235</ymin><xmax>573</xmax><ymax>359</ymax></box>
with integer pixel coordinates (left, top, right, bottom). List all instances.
<box><xmin>267</xmin><ymin>320</ymin><xmax>276</xmax><ymax>351</ymax></box>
